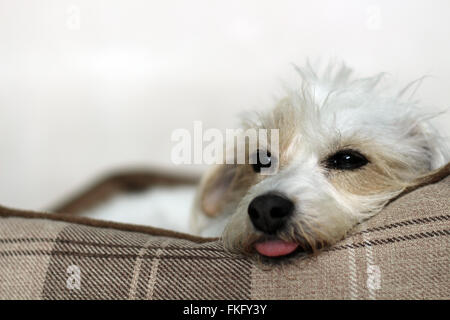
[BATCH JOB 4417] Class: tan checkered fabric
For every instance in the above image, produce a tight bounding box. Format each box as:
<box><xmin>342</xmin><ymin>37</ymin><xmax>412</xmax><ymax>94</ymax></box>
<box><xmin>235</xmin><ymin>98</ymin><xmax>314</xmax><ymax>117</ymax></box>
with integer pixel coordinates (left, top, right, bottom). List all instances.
<box><xmin>0</xmin><ymin>173</ymin><xmax>449</xmax><ymax>299</ymax></box>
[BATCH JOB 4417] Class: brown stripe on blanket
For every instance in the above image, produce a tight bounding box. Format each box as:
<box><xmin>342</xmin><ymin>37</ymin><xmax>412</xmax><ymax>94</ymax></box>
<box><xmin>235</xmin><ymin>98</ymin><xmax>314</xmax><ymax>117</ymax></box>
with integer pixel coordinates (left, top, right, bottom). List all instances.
<box><xmin>330</xmin><ymin>229</ymin><xmax>450</xmax><ymax>251</ymax></box>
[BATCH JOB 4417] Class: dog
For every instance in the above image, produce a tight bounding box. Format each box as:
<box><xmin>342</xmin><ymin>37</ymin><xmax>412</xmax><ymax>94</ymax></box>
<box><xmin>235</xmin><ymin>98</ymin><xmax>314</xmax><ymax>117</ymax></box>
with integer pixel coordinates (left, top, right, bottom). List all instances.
<box><xmin>190</xmin><ymin>62</ymin><xmax>449</xmax><ymax>261</ymax></box>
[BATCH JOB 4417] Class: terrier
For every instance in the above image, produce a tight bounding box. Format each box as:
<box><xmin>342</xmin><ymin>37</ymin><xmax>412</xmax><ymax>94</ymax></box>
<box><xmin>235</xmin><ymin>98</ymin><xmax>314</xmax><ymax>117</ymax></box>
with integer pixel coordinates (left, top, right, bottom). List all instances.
<box><xmin>190</xmin><ymin>62</ymin><xmax>449</xmax><ymax>260</ymax></box>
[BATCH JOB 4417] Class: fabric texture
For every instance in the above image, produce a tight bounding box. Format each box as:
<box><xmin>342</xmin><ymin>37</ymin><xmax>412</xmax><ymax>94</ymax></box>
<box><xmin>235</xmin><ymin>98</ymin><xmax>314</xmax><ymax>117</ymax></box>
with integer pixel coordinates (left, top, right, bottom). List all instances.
<box><xmin>0</xmin><ymin>167</ymin><xmax>449</xmax><ymax>300</ymax></box>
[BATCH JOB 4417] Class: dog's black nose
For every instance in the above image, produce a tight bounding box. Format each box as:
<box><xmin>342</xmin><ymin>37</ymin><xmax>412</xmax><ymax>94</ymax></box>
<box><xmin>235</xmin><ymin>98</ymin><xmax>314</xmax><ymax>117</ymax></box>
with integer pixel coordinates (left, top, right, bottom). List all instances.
<box><xmin>248</xmin><ymin>193</ymin><xmax>294</xmax><ymax>234</ymax></box>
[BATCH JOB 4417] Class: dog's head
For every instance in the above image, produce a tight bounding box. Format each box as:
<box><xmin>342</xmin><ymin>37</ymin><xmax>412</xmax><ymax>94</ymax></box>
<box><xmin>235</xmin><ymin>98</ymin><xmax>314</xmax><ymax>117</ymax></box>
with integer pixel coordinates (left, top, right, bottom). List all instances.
<box><xmin>191</xmin><ymin>63</ymin><xmax>449</xmax><ymax>260</ymax></box>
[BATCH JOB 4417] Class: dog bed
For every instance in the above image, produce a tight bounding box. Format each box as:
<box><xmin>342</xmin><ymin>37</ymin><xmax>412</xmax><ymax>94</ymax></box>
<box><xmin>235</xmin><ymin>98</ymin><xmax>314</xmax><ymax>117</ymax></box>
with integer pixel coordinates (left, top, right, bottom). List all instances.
<box><xmin>0</xmin><ymin>165</ymin><xmax>449</xmax><ymax>299</ymax></box>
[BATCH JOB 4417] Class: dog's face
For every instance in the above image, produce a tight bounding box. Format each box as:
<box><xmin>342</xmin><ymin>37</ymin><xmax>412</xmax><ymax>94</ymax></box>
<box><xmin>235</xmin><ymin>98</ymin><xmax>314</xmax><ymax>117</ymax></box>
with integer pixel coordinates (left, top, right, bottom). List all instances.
<box><xmin>190</xmin><ymin>64</ymin><xmax>448</xmax><ymax>261</ymax></box>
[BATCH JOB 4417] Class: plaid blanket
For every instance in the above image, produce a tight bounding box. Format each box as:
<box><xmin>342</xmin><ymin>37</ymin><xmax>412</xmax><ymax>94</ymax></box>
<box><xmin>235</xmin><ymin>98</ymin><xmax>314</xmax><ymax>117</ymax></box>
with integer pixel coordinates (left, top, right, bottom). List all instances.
<box><xmin>0</xmin><ymin>167</ymin><xmax>449</xmax><ymax>299</ymax></box>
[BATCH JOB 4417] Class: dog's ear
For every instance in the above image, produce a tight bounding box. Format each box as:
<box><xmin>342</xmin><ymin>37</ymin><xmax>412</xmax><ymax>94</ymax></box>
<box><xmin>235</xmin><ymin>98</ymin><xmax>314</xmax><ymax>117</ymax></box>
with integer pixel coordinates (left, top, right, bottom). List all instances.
<box><xmin>401</xmin><ymin>162</ymin><xmax>450</xmax><ymax>196</ymax></box>
<box><xmin>412</xmin><ymin>162</ymin><xmax>449</xmax><ymax>187</ymax></box>
<box><xmin>198</xmin><ymin>164</ymin><xmax>237</xmax><ymax>217</ymax></box>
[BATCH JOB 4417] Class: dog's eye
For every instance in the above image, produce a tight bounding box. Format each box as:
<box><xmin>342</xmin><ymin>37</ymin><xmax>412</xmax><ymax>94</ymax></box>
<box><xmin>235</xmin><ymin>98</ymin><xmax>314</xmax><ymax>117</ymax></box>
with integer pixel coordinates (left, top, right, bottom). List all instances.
<box><xmin>325</xmin><ymin>149</ymin><xmax>369</xmax><ymax>170</ymax></box>
<box><xmin>252</xmin><ymin>149</ymin><xmax>272</xmax><ymax>173</ymax></box>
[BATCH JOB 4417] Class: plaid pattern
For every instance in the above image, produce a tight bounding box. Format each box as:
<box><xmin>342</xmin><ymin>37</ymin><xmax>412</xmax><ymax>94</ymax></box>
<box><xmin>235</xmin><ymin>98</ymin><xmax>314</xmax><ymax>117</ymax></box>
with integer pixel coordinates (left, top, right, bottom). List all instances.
<box><xmin>0</xmin><ymin>175</ymin><xmax>449</xmax><ymax>299</ymax></box>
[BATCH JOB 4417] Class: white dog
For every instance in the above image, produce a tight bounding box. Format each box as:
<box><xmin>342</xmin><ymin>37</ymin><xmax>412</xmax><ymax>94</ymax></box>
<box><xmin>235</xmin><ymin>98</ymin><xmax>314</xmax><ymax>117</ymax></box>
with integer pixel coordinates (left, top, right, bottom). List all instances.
<box><xmin>190</xmin><ymin>62</ymin><xmax>449</xmax><ymax>260</ymax></box>
<box><xmin>81</xmin><ymin>62</ymin><xmax>448</xmax><ymax>261</ymax></box>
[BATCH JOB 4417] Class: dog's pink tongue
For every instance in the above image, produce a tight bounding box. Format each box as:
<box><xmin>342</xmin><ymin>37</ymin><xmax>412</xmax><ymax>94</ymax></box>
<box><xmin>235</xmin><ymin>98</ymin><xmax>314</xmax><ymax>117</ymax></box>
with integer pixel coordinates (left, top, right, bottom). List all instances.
<box><xmin>254</xmin><ymin>240</ymin><xmax>298</xmax><ymax>257</ymax></box>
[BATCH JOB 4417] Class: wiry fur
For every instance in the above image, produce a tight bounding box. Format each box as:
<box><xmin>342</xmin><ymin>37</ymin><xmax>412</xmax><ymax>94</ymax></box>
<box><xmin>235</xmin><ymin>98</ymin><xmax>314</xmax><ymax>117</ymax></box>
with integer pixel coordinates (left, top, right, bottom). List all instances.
<box><xmin>190</xmin><ymin>61</ymin><xmax>449</xmax><ymax>259</ymax></box>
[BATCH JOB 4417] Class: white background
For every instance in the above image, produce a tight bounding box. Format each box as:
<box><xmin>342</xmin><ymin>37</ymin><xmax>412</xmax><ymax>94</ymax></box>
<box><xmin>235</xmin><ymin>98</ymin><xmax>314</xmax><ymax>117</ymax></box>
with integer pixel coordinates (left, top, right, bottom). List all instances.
<box><xmin>0</xmin><ymin>0</ymin><xmax>449</xmax><ymax>210</ymax></box>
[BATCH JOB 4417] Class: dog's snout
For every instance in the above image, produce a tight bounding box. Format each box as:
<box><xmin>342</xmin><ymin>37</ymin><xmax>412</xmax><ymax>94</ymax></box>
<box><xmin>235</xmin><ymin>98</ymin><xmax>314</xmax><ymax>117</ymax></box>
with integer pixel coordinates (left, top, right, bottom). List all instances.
<box><xmin>248</xmin><ymin>193</ymin><xmax>294</xmax><ymax>234</ymax></box>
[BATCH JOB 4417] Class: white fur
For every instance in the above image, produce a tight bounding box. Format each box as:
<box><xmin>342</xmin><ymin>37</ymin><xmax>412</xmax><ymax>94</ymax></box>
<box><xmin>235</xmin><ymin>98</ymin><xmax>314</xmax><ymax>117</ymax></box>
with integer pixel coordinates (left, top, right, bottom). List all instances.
<box><xmin>192</xmin><ymin>62</ymin><xmax>450</xmax><ymax>254</ymax></box>
<box><xmin>81</xmin><ymin>186</ymin><xmax>197</xmax><ymax>233</ymax></box>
